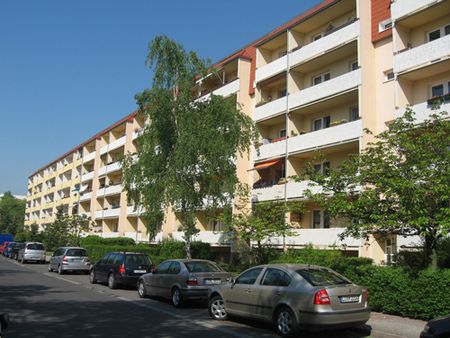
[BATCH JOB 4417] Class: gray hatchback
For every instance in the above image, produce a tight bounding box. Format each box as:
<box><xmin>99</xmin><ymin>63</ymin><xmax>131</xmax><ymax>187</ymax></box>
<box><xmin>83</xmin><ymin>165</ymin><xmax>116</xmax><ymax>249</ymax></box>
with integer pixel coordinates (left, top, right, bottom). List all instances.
<box><xmin>48</xmin><ymin>247</ymin><xmax>90</xmax><ymax>274</ymax></box>
<box><xmin>208</xmin><ymin>264</ymin><xmax>370</xmax><ymax>337</ymax></box>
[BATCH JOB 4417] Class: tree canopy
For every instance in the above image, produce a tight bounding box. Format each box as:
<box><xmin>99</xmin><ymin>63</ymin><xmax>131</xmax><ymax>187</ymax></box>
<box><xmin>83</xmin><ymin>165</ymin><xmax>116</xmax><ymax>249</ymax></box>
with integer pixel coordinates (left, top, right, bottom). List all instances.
<box><xmin>305</xmin><ymin>109</ymin><xmax>450</xmax><ymax>269</ymax></box>
<box><xmin>122</xmin><ymin>36</ymin><xmax>257</xmax><ymax>257</ymax></box>
<box><xmin>0</xmin><ymin>192</ymin><xmax>25</xmax><ymax>235</ymax></box>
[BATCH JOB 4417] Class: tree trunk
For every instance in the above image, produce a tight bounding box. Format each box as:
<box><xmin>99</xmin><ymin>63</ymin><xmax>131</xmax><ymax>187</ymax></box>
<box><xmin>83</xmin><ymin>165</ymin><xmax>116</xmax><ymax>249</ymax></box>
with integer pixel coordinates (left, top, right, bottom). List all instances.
<box><xmin>185</xmin><ymin>238</ymin><xmax>191</xmax><ymax>259</ymax></box>
<box><xmin>424</xmin><ymin>234</ymin><xmax>438</xmax><ymax>271</ymax></box>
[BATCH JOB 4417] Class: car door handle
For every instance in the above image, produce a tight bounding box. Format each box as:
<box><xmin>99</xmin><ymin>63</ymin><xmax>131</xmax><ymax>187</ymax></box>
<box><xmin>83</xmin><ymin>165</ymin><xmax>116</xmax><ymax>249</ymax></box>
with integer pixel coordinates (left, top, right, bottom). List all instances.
<box><xmin>245</xmin><ymin>289</ymin><xmax>252</xmax><ymax>293</ymax></box>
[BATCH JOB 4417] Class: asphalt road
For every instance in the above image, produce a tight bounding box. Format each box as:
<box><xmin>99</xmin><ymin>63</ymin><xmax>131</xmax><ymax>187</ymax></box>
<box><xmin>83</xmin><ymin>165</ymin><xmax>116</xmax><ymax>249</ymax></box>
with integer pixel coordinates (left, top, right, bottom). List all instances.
<box><xmin>0</xmin><ymin>256</ymin><xmax>424</xmax><ymax>338</ymax></box>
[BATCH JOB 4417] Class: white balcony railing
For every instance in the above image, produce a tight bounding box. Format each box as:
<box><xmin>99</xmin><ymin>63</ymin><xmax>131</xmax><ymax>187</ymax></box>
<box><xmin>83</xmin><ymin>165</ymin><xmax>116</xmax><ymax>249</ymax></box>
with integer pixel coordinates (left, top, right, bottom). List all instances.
<box><xmin>81</xmin><ymin>171</ymin><xmax>94</xmax><ymax>182</ymax></box>
<box><xmin>391</xmin><ymin>0</ymin><xmax>441</xmax><ymax>22</ymax></box>
<box><xmin>107</xmin><ymin>135</ymin><xmax>126</xmax><ymax>152</ymax></box>
<box><xmin>97</xmin><ymin>184</ymin><xmax>122</xmax><ymax>198</ymax></box>
<box><xmin>98</xmin><ymin>161</ymin><xmax>121</xmax><ymax>176</ymax></box>
<box><xmin>254</xmin><ymin>96</ymin><xmax>287</xmax><ymax>122</ymax></box>
<box><xmin>196</xmin><ymin>78</ymin><xmax>240</xmax><ymax>102</ymax></box>
<box><xmin>126</xmin><ymin>205</ymin><xmax>144</xmax><ymax>216</ymax></box>
<box><xmin>394</xmin><ymin>35</ymin><xmax>450</xmax><ymax>75</ymax></box>
<box><xmin>172</xmin><ymin>231</ymin><xmax>231</xmax><ymax>245</ymax></box>
<box><xmin>255</xmin><ymin>119</ymin><xmax>363</xmax><ymax>161</ymax></box>
<box><xmin>290</xmin><ymin>20</ymin><xmax>360</xmax><ymax>69</ymax></box>
<box><xmin>124</xmin><ymin>231</ymin><xmax>154</xmax><ymax>243</ymax></box>
<box><xmin>83</xmin><ymin>151</ymin><xmax>96</xmax><ymax>163</ymax></box>
<box><xmin>289</xmin><ymin>69</ymin><xmax>361</xmax><ymax>111</ymax></box>
<box><xmin>100</xmin><ymin>232</ymin><xmax>120</xmax><ymax>238</ymax></box>
<box><xmin>255</xmin><ymin>55</ymin><xmax>288</xmax><ymax>84</ymax></box>
<box><xmin>95</xmin><ymin>207</ymin><xmax>120</xmax><ymax>219</ymax></box>
<box><xmin>79</xmin><ymin>192</ymin><xmax>92</xmax><ymax>202</ymax></box>
<box><xmin>252</xmin><ymin>181</ymin><xmax>323</xmax><ymax>202</ymax></box>
<box><xmin>264</xmin><ymin>228</ymin><xmax>361</xmax><ymax>248</ymax></box>
<box><xmin>394</xmin><ymin>101</ymin><xmax>450</xmax><ymax>123</ymax></box>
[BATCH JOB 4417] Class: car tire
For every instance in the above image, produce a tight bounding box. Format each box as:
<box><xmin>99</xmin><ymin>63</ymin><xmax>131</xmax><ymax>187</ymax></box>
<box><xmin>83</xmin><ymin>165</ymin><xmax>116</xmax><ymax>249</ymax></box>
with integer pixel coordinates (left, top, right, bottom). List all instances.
<box><xmin>48</xmin><ymin>264</ymin><xmax>53</xmax><ymax>272</ymax></box>
<box><xmin>208</xmin><ymin>295</ymin><xmax>228</xmax><ymax>320</ymax></box>
<box><xmin>58</xmin><ymin>265</ymin><xmax>64</xmax><ymax>275</ymax></box>
<box><xmin>137</xmin><ymin>280</ymin><xmax>147</xmax><ymax>298</ymax></box>
<box><xmin>108</xmin><ymin>273</ymin><xmax>117</xmax><ymax>289</ymax></box>
<box><xmin>171</xmin><ymin>287</ymin><xmax>183</xmax><ymax>307</ymax></box>
<box><xmin>89</xmin><ymin>270</ymin><xmax>97</xmax><ymax>284</ymax></box>
<box><xmin>275</xmin><ymin>306</ymin><xmax>299</xmax><ymax>338</ymax></box>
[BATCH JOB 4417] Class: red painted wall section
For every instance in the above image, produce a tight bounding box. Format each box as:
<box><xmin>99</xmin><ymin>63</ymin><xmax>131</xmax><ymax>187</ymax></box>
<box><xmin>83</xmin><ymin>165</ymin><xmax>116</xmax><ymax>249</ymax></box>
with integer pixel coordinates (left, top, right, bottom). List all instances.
<box><xmin>372</xmin><ymin>0</ymin><xmax>393</xmax><ymax>43</ymax></box>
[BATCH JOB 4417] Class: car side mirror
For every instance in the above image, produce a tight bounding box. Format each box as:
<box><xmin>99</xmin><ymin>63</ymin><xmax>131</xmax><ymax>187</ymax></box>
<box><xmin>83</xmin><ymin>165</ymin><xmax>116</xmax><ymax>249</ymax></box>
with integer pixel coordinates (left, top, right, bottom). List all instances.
<box><xmin>0</xmin><ymin>313</ymin><xmax>9</xmax><ymax>331</ymax></box>
<box><xmin>227</xmin><ymin>277</ymin><xmax>235</xmax><ymax>284</ymax></box>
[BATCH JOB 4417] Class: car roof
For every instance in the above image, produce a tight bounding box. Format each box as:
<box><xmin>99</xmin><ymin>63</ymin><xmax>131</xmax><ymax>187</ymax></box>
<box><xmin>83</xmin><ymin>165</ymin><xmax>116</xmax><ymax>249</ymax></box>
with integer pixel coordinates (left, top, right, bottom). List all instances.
<box><xmin>252</xmin><ymin>263</ymin><xmax>330</xmax><ymax>270</ymax></box>
<box><xmin>60</xmin><ymin>247</ymin><xmax>86</xmax><ymax>250</ymax></box>
<box><xmin>167</xmin><ymin>259</ymin><xmax>212</xmax><ymax>263</ymax></box>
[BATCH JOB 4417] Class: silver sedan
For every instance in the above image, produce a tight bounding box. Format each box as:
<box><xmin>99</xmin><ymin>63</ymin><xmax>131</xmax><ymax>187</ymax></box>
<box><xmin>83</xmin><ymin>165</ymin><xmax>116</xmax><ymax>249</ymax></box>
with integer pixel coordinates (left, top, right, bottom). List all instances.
<box><xmin>137</xmin><ymin>259</ymin><xmax>231</xmax><ymax>307</ymax></box>
<box><xmin>208</xmin><ymin>264</ymin><xmax>370</xmax><ymax>337</ymax></box>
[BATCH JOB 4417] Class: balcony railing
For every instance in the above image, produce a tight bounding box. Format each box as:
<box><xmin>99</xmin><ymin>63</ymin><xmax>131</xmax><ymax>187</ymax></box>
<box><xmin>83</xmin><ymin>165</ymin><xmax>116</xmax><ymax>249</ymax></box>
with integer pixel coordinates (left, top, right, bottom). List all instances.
<box><xmin>289</xmin><ymin>69</ymin><xmax>361</xmax><ymax>111</ymax></box>
<box><xmin>394</xmin><ymin>35</ymin><xmax>450</xmax><ymax>75</ymax></box>
<box><xmin>255</xmin><ymin>119</ymin><xmax>362</xmax><ymax>161</ymax></box>
<box><xmin>100</xmin><ymin>232</ymin><xmax>120</xmax><ymax>238</ymax></box>
<box><xmin>196</xmin><ymin>78</ymin><xmax>240</xmax><ymax>102</ymax></box>
<box><xmin>81</xmin><ymin>171</ymin><xmax>94</xmax><ymax>182</ymax></box>
<box><xmin>391</xmin><ymin>0</ymin><xmax>441</xmax><ymax>22</ymax></box>
<box><xmin>172</xmin><ymin>231</ymin><xmax>231</xmax><ymax>245</ymax></box>
<box><xmin>255</xmin><ymin>55</ymin><xmax>288</xmax><ymax>84</ymax></box>
<box><xmin>98</xmin><ymin>161</ymin><xmax>121</xmax><ymax>176</ymax></box>
<box><xmin>394</xmin><ymin>100</ymin><xmax>450</xmax><ymax>123</ymax></box>
<box><xmin>252</xmin><ymin>181</ymin><xmax>323</xmax><ymax>202</ymax></box>
<box><xmin>254</xmin><ymin>96</ymin><xmax>287</xmax><ymax>122</ymax></box>
<box><xmin>97</xmin><ymin>184</ymin><xmax>122</xmax><ymax>198</ymax></box>
<box><xmin>126</xmin><ymin>205</ymin><xmax>144</xmax><ymax>216</ymax></box>
<box><xmin>95</xmin><ymin>207</ymin><xmax>121</xmax><ymax>219</ymax></box>
<box><xmin>83</xmin><ymin>151</ymin><xmax>96</xmax><ymax>163</ymax></box>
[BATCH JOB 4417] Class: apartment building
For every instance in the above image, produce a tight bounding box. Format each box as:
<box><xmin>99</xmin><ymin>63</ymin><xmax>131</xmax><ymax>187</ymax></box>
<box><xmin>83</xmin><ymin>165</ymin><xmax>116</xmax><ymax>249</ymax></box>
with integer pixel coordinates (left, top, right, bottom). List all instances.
<box><xmin>25</xmin><ymin>0</ymin><xmax>450</xmax><ymax>264</ymax></box>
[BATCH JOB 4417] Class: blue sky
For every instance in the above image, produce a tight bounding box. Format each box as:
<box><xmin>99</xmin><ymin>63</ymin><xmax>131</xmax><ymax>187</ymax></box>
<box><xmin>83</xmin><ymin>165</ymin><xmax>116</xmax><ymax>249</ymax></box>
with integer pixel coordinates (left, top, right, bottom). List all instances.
<box><xmin>0</xmin><ymin>0</ymin><xmax>321</xmax><ymax>195</ymax></box>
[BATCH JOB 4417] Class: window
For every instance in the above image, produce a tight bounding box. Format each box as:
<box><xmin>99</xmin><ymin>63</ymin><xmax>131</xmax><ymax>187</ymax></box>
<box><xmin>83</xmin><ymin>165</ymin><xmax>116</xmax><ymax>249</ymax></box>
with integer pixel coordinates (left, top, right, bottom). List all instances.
<box><xmin>350</xmin><ymin>106</ymin><xmax>359</xmax><ymax>121</ymax></box>
<box><xmin>106</xmin><ymin>253</ymin><xmax>117</xmax><ymax>265</ymax></box>
<box><xmin>312</xmin><ymin>210</ymin><xmax>330</xmax><ymax>229</ymax></box>
<box><xmin>312</xmin><ymin>73</ymin><xmax>330</xmax><ymax>86</ymax></box>
<box><xmin>312</xmin><ymin>33</ymin><xmax>323</xmax><ymax>41</ymax></box>
<box><xmin>168</xmin><ymin>261</ymin><xmax>181</xmax><ymax>274</ymax></box>
<box><xmin>212</xmin><ymin>220</ymin><xmax>223</xmax><ymax>232</ymax></box>
<box><xmin>313</xmin><ymin>161</ymin><xmax>330</xmax><ymax>175</ymax></box>
<box><xmin>279</xmin><ymin>129</ymin><xmax>287</xmax><ymax>138</ymax></box>
<box><xmin>236</xmin><ymin>268</ymin><xmax>263</xmax><ymax>285</ymax></box>
<box><xmin>185</xmin><ymin>261</ymin><xmax>222</xmax><ymax>273</ymax></box>
<box><xmin>296</xmin><ymin>268</ymin><xmax>350</xmax><ymax>286</ymax></box>
<box><xmin>384</xmin><ymin>70</ymin><xmax>394</xmax><ymax>81</ymax></box>
<box><xmin>432</xmin><ymin>84</ymin><xmax>444</xmax><ymax>97</ymax></box>
<box><xmin>379</xmin><ymin>18</ymin><xmax>392</xmax><ymax>32</ymax></box>
<box><xmin>278</xmin><ymin>50</ymin><xmax>287</xmax><ymax>58</ymax></box>
<box><xmin>278</xmin><ymin>89</ymin><xmax>287</xmax><ymax>98</ymax></box>
<box><xmin>350</xmin><ymin>60</ymin><xmax>358</xmax><ymax>71</ymax></box>
<box><xmin>261</xmin><ymin>269</ymin><xmax>291</xmax><ymax>287</ymax></box>
<box><xmin>312</xmin><ymin>116</ymin><xmax>331</xmax><ymax>131</ymax></box>
<box><xmin>428</xmin><ymin>24</ymin><xmax>450</xmax><ymax>42</ymax></box>
<box><xmin>155</xmin><ymin>261</ymin><xmax>172</xmax><ymax>274</ymax></box>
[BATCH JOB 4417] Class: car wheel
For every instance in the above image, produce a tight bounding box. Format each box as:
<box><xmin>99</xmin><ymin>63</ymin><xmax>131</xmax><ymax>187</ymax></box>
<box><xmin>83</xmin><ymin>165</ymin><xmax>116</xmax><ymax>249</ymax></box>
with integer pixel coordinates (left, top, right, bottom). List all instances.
<box><xmin>48</xmin><ymin>264</ymin><xmax>53</xmax><ymax>272</ymax></box>
<box><xmin>208</xmin><ymin>295</ymin><xmax>228</xmax><ymax>320</ymax></box>
<box><xmin>108</xmin><ymin>273</ymin><xmax>117</xmax><ymax>289</ymax></box>
<box><xmin>275</xmin><ymin>306</ymin><xmax>299</xmax><ymax>337</ymax></box>
<box><xmin>58</xmin><ymin>265</ymin><xmax>64</xmax><ymax>275</ymax></box>
<box><xmin>137</xmin><ymin>280</ymin><xmax>147</xmax><ymax>298</ymax></box>
<box><xmin>89</xmin><ymin>270</ymin><xmax>97</xmax><ymax>284</ymax></box>
<box><xmin>171</xmin><ymin>287</ymin><xmax>183</xmax><ymax>307</ymax></box>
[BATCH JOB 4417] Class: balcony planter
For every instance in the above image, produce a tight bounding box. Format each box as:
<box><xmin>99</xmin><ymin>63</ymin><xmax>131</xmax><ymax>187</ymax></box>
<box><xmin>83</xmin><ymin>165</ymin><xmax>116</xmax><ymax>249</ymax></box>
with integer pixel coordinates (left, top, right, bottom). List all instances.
<box><xmin>427</xmin><ymin>96</ymin><xmax>444</xmax><ymax>108</ymax></box>
<box><xmin>444</xmin><ymin>93</ymin><xmax>450</xmax><ymax>102</ymax></box>
<box><xmin>330</xmin><ymin>119</ymin><xmax>348</xmax><ymax>127</ymax></box>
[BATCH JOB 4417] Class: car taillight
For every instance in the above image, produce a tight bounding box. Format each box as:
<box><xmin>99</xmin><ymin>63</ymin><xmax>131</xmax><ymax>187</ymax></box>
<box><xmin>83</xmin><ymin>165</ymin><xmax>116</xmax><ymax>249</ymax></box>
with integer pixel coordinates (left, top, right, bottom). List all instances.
<box><xmin>186</xmin><ymin>277</ymin><xmax>198</xmax><ymax>286</ymax></box>
<box><xmin>314</xmin><ymin>289</ymin><xmax>330</xmax><ymax>305</ymax></box>
<box><xmin>365</xmin><ymin>288</ymin><xmax>369</xmax><ymax>304</ymax></box>
<box><xmin>119</xmin><ymin>264</ymin><xmax>126</xmax><ymax>274</ymax></box>
<box><xmin>63</xmin><ymin>256</ymin><xmax>68</xmax><ymax>262</ymax></box>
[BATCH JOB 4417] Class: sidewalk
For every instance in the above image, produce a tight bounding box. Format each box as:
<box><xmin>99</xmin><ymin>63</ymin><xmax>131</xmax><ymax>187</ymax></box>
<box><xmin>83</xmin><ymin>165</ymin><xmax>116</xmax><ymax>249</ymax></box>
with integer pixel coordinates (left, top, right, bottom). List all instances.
<box><xmin>367</xmin><ymin>312</ymin><xmax>426</xmax><ymax>338</ymax></box>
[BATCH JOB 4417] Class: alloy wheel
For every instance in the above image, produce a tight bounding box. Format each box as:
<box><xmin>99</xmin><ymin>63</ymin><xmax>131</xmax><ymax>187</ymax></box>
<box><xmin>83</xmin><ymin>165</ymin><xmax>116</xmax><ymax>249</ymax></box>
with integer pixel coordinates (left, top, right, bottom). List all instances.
<box><xmin>277</xmin><ymin>309</ymin><xmax>293</xmax><ymax>336</ymax></box>
<box><xmin>210</xmin><ymin>297</ymin><xmax>227</xmax><ymax>320</ymax></box>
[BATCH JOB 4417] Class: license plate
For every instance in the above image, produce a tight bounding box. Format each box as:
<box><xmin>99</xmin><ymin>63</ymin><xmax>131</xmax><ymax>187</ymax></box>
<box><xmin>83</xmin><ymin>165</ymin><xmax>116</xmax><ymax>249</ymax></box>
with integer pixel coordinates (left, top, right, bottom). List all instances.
<box><xmin>134</xmin><ymin>270</ymin><xmax>146</xmax><ymax>273</ymax></box>
<box><xmin>339</xmin><ymin>296</ymin><xmax>360</xmax><ymax>303</ymax></box>
<box><xmin>204</xmin><ymin>279</ymin><xmax>221</xmax><ymax>285</ymax></box>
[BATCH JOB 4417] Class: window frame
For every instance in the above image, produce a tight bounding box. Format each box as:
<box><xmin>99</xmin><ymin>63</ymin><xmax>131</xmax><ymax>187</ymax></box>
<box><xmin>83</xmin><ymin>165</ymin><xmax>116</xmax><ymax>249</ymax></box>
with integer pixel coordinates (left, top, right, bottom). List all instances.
<box><xmin>312</xmin><ymin>116</ymin><xmax>331</xmax><ymax>131</ymax></box>
<box><xmin>427</xmin><ymin>23</ymin><xmax>450</xmax><ymax>42</ymax></box>
<box><xmin>312</xmin><ymin>210</ymin><xmax>330</xmax><ymax>229</ymax></box>
<box><xmin>312</xmin><ymin>72</ymin><xmax>331</xmax><ymax>86</ymax></box>
<box><xmin>260</xmin><ymin>268</ymin><xmax>292</xmax><ymax>287</ymax></box>
<box><xmin>235</xmin><ymin>267</ymin><xmax>264</xmax><ymax>285</ymax></box>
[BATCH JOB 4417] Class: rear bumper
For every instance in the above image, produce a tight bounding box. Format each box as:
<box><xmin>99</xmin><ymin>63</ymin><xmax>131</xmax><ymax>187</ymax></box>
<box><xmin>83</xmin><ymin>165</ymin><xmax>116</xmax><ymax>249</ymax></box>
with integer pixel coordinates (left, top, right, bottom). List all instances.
<box><xmin>299</xmin><ymin>308</ymin><xmax>371</xmax><ymax>330</ymax></box>
<box><xmin>116</xmin><ymin>275</ymin><xmax>140</xmax><ymax>287</ymax></box>
<box><xmin>180</xmin><ymin>288</ymin><xmax>210</xmax><ymax>301</ymax></box>
<box><xmin>61</xmin><ymin>263</ymin><xmax>90</xmax><ymax>271</ymax></box>
<box><xmin>23</xmin><ymin>254</ymin><xmax>45</xmax><ymax>261</ymax></box>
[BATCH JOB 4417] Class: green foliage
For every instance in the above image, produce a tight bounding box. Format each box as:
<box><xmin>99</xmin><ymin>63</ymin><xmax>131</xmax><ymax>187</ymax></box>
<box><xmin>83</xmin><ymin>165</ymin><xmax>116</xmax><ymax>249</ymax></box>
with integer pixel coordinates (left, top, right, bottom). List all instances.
<box><xmin>83</xmin><ymin>244</ymin><xmax>158</xmax><ymax>264</ymax></box>
<box><xmin>395</xmin><ymin>237</ymin><xmax>450</xmax><ymax>270</ymax></box>
<box><xmin>191</xmin><ymin>241</ymin><xmax>212</xmax><ymax>260</ymax></box>
<box><xmin>13</xmin><ymin>223</ymin><xmax>43</xmax><ymax>242</ymax></box>
<box><xmin>80</xmin><ymin>235</ymin><xmax>135</xmax><ymax>247</ymax></box>
<box><xmin>42</xmin><ymin>209</ymin><xmax>94</xmax><ymax>251</ymax></box>
<box><xmin>158</xmin><ymin>240</ymin><xmax>186</xmax><ymax>259</ymax></box>
<box><xmin>122</xmin><ymin>36</ymin><xmax>257</xmax><ymax>258</ymax></box>
<box><xmin>303</xmin><ymin>109</ymin><xmax>450</xmax><ymax>269</ymax></box>
<box><xmin>0</xmin><ymin>192</ymin><xmax>25</xmax><ymax>235</ymax></box>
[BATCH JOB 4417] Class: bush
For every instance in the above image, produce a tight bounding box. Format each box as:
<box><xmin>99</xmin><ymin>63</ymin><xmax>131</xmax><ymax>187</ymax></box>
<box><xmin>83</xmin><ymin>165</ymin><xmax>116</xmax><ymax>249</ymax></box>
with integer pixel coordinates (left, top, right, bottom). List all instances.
<box><xmin>159</xmin><ymin>240</ymin><xmax>185</xmax><ymax>259</ymax></box>
<box><xmin>191</xmin><ymin>241</ymin><xmax>211</xmax><ymax>260</ymax></box>
<box><xmin>80</xmin><ymin>235</ymin><xmax>136</xmax><ymax>247</ymax></box>
<box><xmin>83</xmin><ymin>244</ymin><xmax>157</xmax><ymax>264</ymax></box>
<box><xmin>270</xmin><ymin>245</ymin><xmax>342</xmax><ymax>268</ymax></box>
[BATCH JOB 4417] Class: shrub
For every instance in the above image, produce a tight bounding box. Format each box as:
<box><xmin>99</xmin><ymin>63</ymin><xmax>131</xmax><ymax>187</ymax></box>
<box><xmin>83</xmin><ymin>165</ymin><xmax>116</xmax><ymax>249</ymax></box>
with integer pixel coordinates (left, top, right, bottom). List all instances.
<box><xmin>159</xmin><ymin>240</ymin><xmax>185</xmax><ymax>259</ymax></box>
<box><xmin>270</xmin><ymin>245</ymin><xmax>342</xmax><ymax>268</ymax></box>
<box><xmin>190</xmin><ymin>241</ymin><xmax>211</xmax><ymax>260</ymax></box>
<box><xmin>84</xmin><ymin>244</ymin><xmax>157</xmax><ymax>264</ymax></box>
<box><xmin>80</xmin><ymin>235</ymin><xmax>135</xmax><ymax>247</ymax></box>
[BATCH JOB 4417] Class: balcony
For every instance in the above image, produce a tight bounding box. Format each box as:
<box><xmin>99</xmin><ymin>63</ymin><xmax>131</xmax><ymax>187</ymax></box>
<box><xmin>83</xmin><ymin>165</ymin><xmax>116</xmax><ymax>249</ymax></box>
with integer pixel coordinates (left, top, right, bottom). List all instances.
<box><xmin>124</xmin><ymin>232</ymin><xmax>152</xmax><ymax>243</ymax></box>
<box><xmin>290</xmin><ymin>20</ymin><xmax>360</xmax><ymax>69</ymax></box>
<box><xmin>394</xmin><ymin>35</ymin><xmax>450</xmax><ymax>75</ymax></box>
<box><xmin>261</xmin><ymin>228</ymin><xmax>361</xmax><ymax>248</ymax></box>
<box><xmin>255</xmin><ymin>120</ymin><xmax>362</xmax><ymax>161</ymax></box>
<box><xmin>255</xmin><ymin>55</ymin><xmax>287</xmax><ymax>84</ymax></box>
<box><xmin>391</xmin><ymin>0</ymin><xmax>442</xmax><ymax>22</ymax></box>
<box><xmin>98</xmin><ymin>161</ymin><xmax>121</xmax><ymax>176</ymax></box>
<box><xmin>394</xmin><ymin>100</ymin><xmax>450</xmax><ymax>123</ymax></box>
<box><xmin>289</xmin><ymin>69</ymin><xmax>361</xmax><ymax>111</ymax></box>
<box><xmin>172</xmin><ymin>231</ymin><xmax>231</xmax><ymax>246</ymax></box>
<box><xmin>83</xmin><ymin>151</ymin><xmax>96</xmax><ymax>163</ymax></box>
<box><xmin>100</xmin><ymin>232</ymin><xmax>120</xmax><ymax>238</ymax></box>
<box><xmin>97</xmin><ymin>184</ymin><xmax>122</xmax><ymax>198</ymax></box>
<box><xmin>196</xmin><ymin>78</ymin><xmax>240</xmax><ymax>102</ymax></box>
<box><xmin>95</xmin><ymin>207</ymin><xmax>121</xmax><ymax>219</ymax></box>
<box><xmin>126</xmin><ymin>205</ymin><xmax>143</xmax><ymax>216</ymax></box>
<box><xmin>254</xmin><ymin>96</ymin><xmax>287</xmax><ymax>122</ymax></box>
<box><xmin>81</xmin><ymin>171</ymin><xmax>94</xmax><ymax>182</ymax></box>
<box><xmin>79</xmin><ymin>191</ymin><xmax>92</xmax><ymax>202</ymax></box>
<box><xmin>100</xmin><ymin>135</ymin><xmax>126</xmax><ymax>154</ymax></box>
<box><xmin>252</xmin><ymin>181</ymin><xmax>323</xmax><ymax>202</ymax></box>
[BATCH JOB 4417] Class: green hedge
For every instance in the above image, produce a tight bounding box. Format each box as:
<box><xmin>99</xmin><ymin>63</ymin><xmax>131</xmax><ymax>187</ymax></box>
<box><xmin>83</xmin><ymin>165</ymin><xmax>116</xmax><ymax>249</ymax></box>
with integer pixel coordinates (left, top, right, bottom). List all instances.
<box><xmin>80</xmin><ymin>235</ymin><xmax>136</xmax><ymax>247</ymax></box>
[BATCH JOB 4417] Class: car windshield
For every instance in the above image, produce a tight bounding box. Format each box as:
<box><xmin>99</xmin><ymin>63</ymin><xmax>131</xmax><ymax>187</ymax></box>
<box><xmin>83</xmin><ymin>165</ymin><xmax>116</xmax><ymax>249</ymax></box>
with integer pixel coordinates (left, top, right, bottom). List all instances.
<box><xmin>66</xmin><ymin>249</ymin><xmax>87</xmax><ymax>257</ymax></box>
<box><xmin>185</xmin><ymin>261</ymin><xmax>222</xmax><ymax>273</ymax></box>
<box><xmin>296</xmin><ymin>268</ymin><xmax>350</xmax><ymax>286</ymax></box>
<box><xmin>125</xmin><ymin>255</ymin><xmax>152</xmax><ymax>266</ymax></box>
<box><xmin>27</xmin><ymin>243</ymin><xmax>44</xmax><ymax>250</ymax></box>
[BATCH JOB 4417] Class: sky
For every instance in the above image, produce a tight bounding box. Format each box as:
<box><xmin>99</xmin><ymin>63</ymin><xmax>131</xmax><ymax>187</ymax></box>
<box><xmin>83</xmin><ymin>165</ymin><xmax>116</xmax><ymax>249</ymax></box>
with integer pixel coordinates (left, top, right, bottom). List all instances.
<box><xmin>0</xmin><ymin>0</ymin><xmax>322</xmax><ymax>195</ymax></box>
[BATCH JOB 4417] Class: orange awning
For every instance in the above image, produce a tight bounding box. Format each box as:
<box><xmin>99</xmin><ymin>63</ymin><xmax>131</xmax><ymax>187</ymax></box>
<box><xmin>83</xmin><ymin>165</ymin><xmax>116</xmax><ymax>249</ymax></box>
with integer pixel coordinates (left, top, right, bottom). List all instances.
<box><xmin>249</xmin><ymin>159</ymin><xmax>282</xmax><ymax>171</ymax></box>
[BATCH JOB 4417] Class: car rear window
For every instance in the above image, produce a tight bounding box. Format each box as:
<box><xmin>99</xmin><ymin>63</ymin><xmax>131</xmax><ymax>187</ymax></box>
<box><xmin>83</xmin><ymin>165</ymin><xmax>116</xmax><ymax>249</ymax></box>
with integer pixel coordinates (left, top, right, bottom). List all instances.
<box><xmin>125</xmin><ymin>255</ymin><xmax>152</xmax><ymax>266</ymax></box>
<box><xmin>26</xmin><ymin>243</ymin><xmax>44</xmax><ymax>250</ymax></box>
<box><xmin>185</xmin><ymin>261</ymin><xmax>222</xmax><ymax>273</ymax></box>
<box><xmin>66</xmin><ymin>249</ymin><xmax>87</xmax><ymax>257</ymax></box>
<box><xmin>296</xmin><ymin>268</ymin><xmax>350</xmax><ymax>286</ymax></box>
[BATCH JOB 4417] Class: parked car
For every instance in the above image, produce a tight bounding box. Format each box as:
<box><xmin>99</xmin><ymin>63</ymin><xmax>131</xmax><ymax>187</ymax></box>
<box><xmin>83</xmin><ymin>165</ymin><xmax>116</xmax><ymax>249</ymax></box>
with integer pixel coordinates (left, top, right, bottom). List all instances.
<box><xmin>0</xmin><ymin>242</ymin><xmax>11</xmax><ymax>256</ymax></box>
<box><xmin>17</xmin><ymin>242</ymin><xmax>46</xmax><ymax>264</ymax></box>
<box><xmin>137</xmin><ymin>259</ymin><xmax>231</xmax><ymax>307</ymax></box>
<box><xmin>90</xmin><ymin>252</ymin><xmax>153</xmax><ymax>289</ymax></box>
<box><xmin>420</xmin><ymin>315</ymin><xmax>450</xmax><ymax>338</ymax></box>
<box><xmin>10</xmin><ymin>242</ymin><xmax>25</xmax><ymax>260</ymax></box>
<box><xmin>48</xmin><ymin>247</ymin><xmax>90</xmax><ymax>274</ymax></box>
<box><xmin>0</xmin><ymin>313</ymin><xmax>9</xmax><ymax>338</ymax></box>
<box><xmin>3</xmin><ymin>242</ymin><xmax>16</xmax><ymax>258</ymax></box>
<box><xmin>208</xmin><ymin>264</ymin><xmax>370</xmax><ymax>337</ymax></box>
